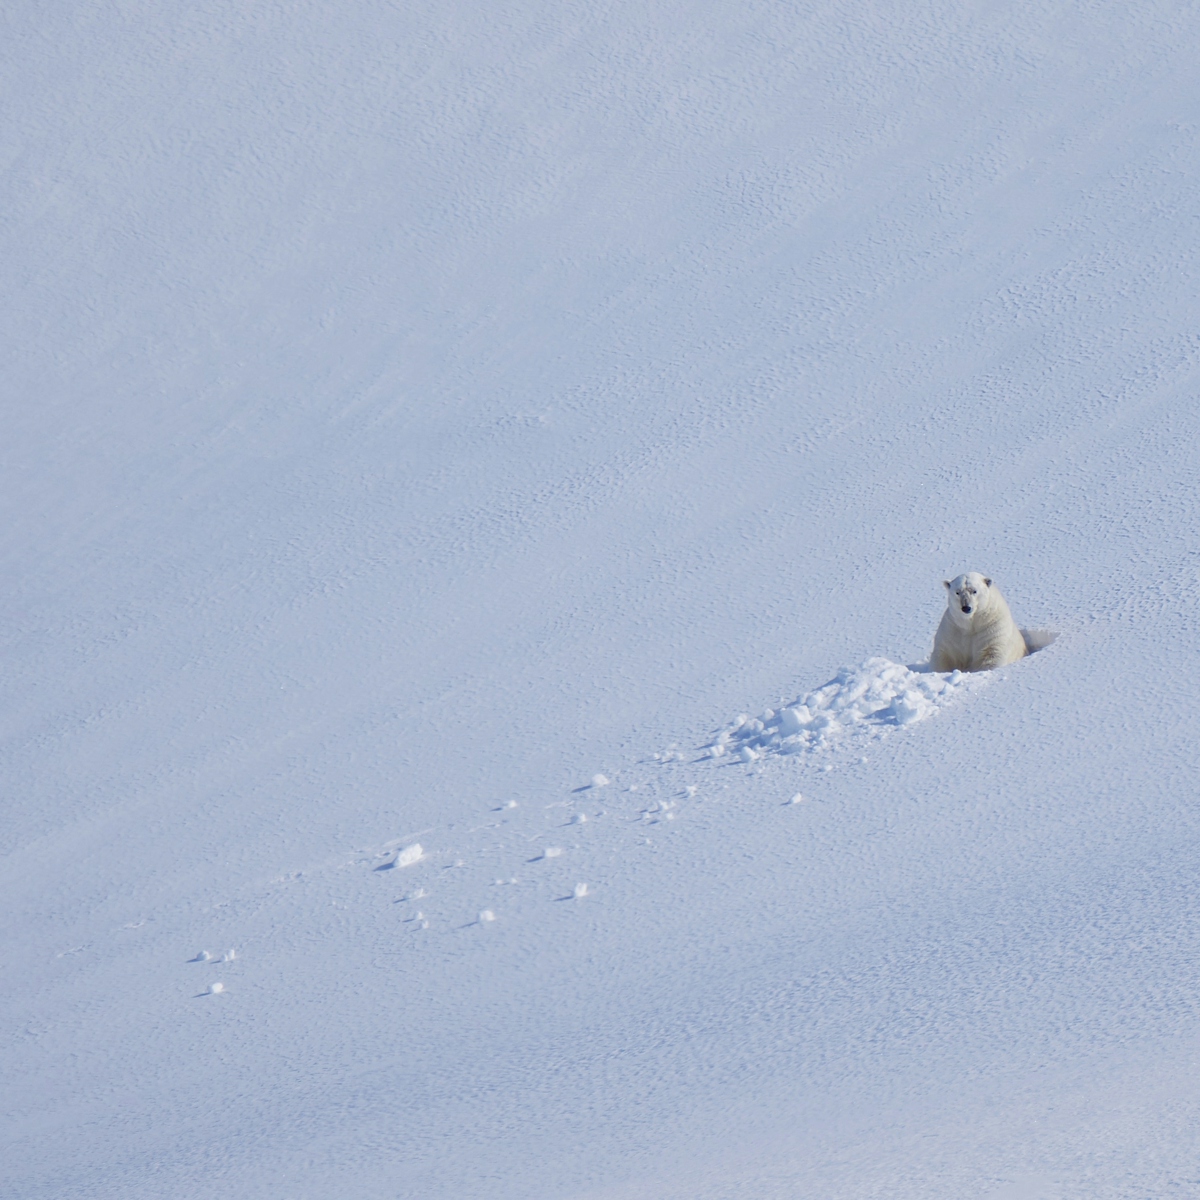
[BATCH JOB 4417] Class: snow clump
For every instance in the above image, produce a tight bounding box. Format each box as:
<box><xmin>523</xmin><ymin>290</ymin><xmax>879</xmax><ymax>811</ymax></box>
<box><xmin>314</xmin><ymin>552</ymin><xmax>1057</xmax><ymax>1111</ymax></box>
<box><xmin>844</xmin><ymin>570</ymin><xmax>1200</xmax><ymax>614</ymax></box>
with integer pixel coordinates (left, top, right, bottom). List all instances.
<box><xmin>394</xmin><ymin>843</ymin><xmax>424</xmax><ymax>868</ymax></box>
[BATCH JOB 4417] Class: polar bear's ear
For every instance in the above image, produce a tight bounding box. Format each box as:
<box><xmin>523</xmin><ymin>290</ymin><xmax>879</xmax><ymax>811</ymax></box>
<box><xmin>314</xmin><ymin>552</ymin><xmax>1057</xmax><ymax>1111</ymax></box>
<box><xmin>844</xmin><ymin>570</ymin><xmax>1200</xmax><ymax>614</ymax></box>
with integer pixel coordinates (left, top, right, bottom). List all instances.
<box><xmin>943</xmin><ymin>580</ymin><xmax>951</xmax><ymax>590</ymax></box>
<box><xmin>983</xmin><ymin>577</ymin><xmax>992</xmax><ymax>587</ymax></box>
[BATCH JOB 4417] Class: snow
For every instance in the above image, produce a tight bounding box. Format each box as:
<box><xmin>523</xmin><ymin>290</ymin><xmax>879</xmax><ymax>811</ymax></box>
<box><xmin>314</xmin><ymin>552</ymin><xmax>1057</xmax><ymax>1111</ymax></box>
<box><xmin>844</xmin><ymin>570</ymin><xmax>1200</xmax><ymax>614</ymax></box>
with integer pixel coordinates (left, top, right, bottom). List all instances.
<box><xmin>714</xmin><ymin>656</ymin><xmax>985</xmax><ymax>762</ymax></box>
<box><xmin>393</xmin><ymin>843</ymin><xmax>424</xmax><ymax>869</ymax></box>
<box><xmin>4</xmin><ymin>1</ymin><xmax>1200</xmax><ymax>1197</ymax></box>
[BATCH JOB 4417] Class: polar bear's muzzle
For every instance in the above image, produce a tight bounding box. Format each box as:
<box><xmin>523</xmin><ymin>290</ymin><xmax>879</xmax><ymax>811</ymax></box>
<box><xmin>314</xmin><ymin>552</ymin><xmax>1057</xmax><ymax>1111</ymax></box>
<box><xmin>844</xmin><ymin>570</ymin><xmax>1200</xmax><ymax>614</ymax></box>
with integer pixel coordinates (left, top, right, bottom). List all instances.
<box><xmin>944</xmin><ymin>573</ymin><xmax>993</xmax><ymax>624</ymax></box>
<box><xmin>952</xmin><ymin>580</ymin><xmax>982</xmax><ymax>616</ymax></box>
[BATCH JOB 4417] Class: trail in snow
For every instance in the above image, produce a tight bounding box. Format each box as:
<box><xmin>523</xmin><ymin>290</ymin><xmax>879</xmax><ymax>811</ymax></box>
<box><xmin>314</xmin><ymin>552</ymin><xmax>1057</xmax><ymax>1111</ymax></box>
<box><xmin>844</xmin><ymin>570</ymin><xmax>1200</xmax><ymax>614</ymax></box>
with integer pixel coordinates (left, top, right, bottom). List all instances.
<box><xmin>184</xmin><ymin>650</ymin><xmax>1049</xmax><ymax>990</ymax></box>
<box><xmin>376</xmin><ymin>647</ymin><xmax>1059</xmax><ymax>933</ymax></box>
<box><xmin>704</xmin><ymin>657</ymin><xmax>984</xmax><ymax>766</ymax></box>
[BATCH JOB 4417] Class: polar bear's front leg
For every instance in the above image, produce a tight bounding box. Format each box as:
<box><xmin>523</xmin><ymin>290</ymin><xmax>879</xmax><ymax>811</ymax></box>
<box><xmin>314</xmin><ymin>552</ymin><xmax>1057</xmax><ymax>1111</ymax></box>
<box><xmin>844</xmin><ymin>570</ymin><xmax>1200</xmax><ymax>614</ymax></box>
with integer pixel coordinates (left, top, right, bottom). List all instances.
<box><xmin>931</xmin><ymin>647</ymin><xmax>954</xmax><ymax>672</ymax></box>
<box><xmin>974</xmin><ymin>644</ymin><xmax>1003</xmax><ymax>672</ymax></box>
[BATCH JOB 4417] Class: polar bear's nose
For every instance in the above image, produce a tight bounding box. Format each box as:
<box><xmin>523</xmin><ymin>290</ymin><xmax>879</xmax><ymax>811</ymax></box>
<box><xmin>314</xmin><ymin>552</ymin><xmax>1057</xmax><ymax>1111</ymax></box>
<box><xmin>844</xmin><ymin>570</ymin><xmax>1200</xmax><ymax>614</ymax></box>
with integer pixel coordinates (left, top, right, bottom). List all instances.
<box><xmin>961</xmin><ymin>605</ymin><xmax>972</xmax><ymax>613</ymax></box>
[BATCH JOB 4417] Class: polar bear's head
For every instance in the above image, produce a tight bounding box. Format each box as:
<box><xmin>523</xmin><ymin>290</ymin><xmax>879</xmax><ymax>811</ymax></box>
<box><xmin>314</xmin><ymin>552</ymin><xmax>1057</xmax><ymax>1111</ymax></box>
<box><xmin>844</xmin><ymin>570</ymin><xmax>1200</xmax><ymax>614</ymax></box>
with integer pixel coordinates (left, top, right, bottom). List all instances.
<box><xmin>943</xmin><ymin>572</ymin><xmax>992</xmax><ymax>625</ymax></box>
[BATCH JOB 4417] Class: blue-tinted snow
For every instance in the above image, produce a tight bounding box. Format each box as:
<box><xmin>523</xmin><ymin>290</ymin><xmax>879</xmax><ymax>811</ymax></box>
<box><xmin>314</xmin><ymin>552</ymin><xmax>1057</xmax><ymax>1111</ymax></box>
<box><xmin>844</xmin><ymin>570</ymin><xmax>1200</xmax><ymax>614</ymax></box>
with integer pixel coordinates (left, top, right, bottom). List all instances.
<box><xmin>3</xmin><ymin>2</ymin><xmax>1200</xmax><ymax>1197</ymax></box>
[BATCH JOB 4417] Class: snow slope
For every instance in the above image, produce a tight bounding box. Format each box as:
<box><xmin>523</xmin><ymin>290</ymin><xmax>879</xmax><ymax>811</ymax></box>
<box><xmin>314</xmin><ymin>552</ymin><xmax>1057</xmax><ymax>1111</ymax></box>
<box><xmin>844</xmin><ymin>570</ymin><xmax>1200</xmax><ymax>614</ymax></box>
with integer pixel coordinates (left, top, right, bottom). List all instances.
<box><xmin>3</xmin><ymin>1</ymin><xmax>1200</xmax><ymax>1196</ymax></box>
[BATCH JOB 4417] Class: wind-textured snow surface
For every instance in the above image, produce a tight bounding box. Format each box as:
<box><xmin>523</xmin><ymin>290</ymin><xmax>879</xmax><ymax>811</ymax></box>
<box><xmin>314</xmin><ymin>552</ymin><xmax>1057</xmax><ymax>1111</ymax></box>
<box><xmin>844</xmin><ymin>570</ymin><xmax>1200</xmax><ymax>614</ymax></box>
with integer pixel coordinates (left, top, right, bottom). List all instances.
<box><xmin>4</xmin><ymin>2</ymin><xmax>1200</xmax><ymax>1197</ymax></box>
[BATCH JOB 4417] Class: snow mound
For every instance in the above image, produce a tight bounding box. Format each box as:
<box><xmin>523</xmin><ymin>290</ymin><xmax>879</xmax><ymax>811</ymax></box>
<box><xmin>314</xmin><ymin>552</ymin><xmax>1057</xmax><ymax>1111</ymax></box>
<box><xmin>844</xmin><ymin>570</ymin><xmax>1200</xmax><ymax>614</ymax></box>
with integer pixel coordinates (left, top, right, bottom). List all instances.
<box><xmin>708</xmin><ymin>658</ymin><xmax>983</xmax><ymax>765</ymax></box>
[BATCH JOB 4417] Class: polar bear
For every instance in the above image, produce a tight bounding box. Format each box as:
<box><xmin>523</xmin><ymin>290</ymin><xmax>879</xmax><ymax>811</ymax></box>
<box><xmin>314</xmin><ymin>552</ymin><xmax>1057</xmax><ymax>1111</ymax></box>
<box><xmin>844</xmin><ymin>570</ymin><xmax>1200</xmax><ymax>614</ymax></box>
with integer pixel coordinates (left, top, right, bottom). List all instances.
<box><xmin>931</xmin><ymin>572</ymin><xmax>1027</xmax><ymax>672</ymax></box>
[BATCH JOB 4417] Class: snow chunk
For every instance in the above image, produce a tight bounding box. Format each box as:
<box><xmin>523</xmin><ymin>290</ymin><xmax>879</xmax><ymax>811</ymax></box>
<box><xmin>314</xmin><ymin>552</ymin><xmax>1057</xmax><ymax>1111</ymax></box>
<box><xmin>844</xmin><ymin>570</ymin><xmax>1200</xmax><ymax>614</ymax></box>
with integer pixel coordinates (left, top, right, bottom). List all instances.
<box><xmin>591</xmin><ymin>774</ymin><xmax>610</xmax><ymax>788</ymax></box>
<box><xmin>573</xmin><ymin>882</ymin><xmax>589</xmax><ymax>898</ymax></box>
<box><xmin>778</xmin><ymin>706</ymin><xmax>810</xmax><ymax>735</ymax></box>
<box><xmin>889</xmin><ymin>695</ymin><xmax>925</xmax><ymax>725</ymax></box>
<box><xmin>395</xmin><ymin>843</ymin><xmax>424</xmax><ymax>868</ymax></box>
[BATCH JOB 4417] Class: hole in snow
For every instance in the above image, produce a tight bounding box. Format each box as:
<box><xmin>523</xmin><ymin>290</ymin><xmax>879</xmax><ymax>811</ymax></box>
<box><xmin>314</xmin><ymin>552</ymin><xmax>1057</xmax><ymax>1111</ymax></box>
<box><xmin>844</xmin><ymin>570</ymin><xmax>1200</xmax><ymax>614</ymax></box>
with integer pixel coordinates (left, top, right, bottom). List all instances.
<box><xmin>1021</xmin><ymin>628</ymin><xmax>1058</xmax><ymax>655</ymax></box>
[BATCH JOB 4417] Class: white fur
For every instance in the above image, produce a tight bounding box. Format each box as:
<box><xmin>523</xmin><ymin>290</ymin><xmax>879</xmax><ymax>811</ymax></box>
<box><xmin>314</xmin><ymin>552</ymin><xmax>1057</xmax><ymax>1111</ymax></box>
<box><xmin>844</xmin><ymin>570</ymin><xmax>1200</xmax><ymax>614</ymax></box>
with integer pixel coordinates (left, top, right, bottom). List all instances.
<box><xmin>931</xmin><ymin>572</ymin><xmax>1026</xmax><ymax>673</ymax></box>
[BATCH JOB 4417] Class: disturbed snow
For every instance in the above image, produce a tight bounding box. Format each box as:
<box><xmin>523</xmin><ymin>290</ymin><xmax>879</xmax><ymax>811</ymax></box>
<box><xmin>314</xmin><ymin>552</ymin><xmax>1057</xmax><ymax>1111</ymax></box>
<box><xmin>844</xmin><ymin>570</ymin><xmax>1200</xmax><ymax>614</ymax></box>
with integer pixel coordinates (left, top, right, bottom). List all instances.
<box><xmin>192</xmin><ymin>653</ymin><xmax>1011</xmax><ymax>949</ymax></box>
<box><xmin>709</xmin><ymin>658</ymin><xmax>981</xmax><ymax>764</ymax></box>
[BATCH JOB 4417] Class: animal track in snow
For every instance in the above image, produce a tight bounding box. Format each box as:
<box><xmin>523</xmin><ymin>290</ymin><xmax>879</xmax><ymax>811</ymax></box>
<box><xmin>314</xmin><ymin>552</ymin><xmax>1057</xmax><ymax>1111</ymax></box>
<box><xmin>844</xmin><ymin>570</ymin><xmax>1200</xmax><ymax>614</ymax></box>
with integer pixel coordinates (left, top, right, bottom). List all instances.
<box><xmin>707</xmin><ymin>658</ymin><xmax>983</xmax><ymax>766</ymax></box>
<box><xmin>315</xmin><ymin>654</ymin><xmax>1010</xmax><ymax>950</ymax></box>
